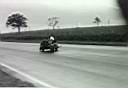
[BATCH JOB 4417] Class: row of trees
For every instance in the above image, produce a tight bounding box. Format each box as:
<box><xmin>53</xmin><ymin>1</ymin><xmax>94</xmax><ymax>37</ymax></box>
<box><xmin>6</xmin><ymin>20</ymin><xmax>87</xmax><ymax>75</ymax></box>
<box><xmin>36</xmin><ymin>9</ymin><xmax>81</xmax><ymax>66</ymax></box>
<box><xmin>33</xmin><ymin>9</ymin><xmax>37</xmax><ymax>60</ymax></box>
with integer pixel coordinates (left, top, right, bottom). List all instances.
<box><xmin>6</xmin><ymin>12</ymin><xmax>102</xmax><ymax>34</ymax></box>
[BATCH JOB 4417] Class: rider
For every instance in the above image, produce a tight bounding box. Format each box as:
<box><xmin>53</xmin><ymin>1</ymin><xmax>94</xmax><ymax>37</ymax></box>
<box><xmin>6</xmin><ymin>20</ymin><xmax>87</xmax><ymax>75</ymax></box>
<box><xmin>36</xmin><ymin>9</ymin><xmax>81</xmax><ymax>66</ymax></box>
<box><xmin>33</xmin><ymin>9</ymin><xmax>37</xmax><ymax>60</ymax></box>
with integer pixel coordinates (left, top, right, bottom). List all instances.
<box><xmin>49</xmin><ymin>35</ymin><xmax>56</xmax><ymax>44</ymax></box>
<box><xmin>50</xmin><ymin>36</ymin><xmax>55</xmax><ymax>41</ymax></box>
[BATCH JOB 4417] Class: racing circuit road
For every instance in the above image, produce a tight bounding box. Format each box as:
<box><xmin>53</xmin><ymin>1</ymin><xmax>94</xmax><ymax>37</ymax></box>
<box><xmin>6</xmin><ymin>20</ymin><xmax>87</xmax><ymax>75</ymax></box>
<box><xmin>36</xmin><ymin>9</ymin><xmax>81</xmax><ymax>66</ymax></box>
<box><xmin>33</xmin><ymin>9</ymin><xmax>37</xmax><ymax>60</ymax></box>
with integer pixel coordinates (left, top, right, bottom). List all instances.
<box><xmin>0</xmin><ymin>42</ymin><xmax>127</xmax><ymax>88</ymax></box>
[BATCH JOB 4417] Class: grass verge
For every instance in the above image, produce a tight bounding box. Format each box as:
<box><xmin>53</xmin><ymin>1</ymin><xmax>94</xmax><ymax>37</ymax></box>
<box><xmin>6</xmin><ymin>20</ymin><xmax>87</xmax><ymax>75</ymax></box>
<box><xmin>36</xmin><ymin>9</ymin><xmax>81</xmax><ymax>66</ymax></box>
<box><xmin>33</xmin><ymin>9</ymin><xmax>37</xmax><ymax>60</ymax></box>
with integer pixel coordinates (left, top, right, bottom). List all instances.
<box><xmin>0</xmin><ymin>69</ymin><xmax>34</xmax><ymax>87</ymax></box>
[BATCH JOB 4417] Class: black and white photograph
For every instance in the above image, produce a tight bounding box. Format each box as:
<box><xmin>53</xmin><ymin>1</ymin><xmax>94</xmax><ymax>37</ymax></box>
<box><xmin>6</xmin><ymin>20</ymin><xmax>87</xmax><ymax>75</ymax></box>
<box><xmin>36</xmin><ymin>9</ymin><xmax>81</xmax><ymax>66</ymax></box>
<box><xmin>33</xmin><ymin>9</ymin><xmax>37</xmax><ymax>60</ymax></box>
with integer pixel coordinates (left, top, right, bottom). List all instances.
<box><xmin>0</xmin><ymin>0</ymin><xmax>127</xmax><ymax>87</ymax></box>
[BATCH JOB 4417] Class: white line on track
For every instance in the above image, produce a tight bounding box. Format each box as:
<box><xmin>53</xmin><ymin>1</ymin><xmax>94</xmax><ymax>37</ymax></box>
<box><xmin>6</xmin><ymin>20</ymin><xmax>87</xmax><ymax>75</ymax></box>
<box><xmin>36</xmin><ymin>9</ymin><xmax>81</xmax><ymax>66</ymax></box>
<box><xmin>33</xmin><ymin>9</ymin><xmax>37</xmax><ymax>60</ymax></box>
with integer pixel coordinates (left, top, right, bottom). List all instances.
<box><xmin>84</xmin><ymin>52</ymin><xmax>127</xmax><ymax>58</ymax></box>
<box><xmin>0</xmin><ymin>63</ymin><xmax>59</xmax><ymax>88</ymax></box>
<box><xmin>59</xmin><ymin>50</ymin><xmax>127</xmax><ymax>58</ymax></box>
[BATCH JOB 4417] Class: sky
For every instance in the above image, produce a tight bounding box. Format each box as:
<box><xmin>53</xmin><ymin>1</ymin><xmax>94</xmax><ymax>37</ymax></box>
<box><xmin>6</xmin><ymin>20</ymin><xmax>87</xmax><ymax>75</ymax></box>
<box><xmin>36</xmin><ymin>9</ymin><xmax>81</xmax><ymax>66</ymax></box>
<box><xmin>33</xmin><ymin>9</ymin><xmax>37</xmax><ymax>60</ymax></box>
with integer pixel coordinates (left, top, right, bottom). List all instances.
<box><xmin>0</xmin><ymin>0</ymin><xmax>126</xmax><ymax>33</ymax></box>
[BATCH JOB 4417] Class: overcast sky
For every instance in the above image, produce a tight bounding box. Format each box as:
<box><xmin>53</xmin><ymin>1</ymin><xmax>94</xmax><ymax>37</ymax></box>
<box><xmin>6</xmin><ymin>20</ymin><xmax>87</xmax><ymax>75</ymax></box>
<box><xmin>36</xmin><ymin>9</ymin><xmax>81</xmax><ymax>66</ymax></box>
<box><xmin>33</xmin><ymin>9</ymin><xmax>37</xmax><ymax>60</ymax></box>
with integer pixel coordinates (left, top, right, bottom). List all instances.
<box><xmin>0</xmin><ymin>0</ymin><xmax>126</xmax><ymax>33</ymax></box>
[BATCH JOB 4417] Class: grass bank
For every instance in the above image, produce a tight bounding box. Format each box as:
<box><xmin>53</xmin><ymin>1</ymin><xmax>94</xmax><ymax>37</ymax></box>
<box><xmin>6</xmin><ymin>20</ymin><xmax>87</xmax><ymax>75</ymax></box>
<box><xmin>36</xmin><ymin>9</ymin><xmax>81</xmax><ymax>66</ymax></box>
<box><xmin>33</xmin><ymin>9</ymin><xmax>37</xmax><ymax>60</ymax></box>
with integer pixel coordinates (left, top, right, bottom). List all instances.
<box><xmin>1</xmin><ymin>25</ymin><xmax>128</xmax><ymax>46</ymax></box>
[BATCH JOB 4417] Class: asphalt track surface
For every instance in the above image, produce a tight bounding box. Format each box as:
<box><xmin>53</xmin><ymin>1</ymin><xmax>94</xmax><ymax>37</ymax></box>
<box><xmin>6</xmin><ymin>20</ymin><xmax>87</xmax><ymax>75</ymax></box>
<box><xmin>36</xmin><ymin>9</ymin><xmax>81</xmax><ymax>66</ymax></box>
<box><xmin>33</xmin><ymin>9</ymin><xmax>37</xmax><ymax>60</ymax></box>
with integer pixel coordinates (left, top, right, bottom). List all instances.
<box><xmin>0</xmin><ymin>42</ymin><xmax>128</xmax><ymax>88</ymax></box>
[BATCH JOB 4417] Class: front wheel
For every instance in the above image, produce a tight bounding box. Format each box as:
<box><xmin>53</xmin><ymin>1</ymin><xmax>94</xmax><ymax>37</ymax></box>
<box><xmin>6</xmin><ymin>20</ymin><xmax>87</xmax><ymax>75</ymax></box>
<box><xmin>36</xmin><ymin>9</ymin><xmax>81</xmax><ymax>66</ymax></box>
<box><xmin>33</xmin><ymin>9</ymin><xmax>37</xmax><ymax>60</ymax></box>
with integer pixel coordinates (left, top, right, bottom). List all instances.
<box><xmin>40</xmin><ymin>48</ymin><xmax>44</xmax><ymax>52</ymax></box>
<box><xmin>55</xmin><ymin>48</ymin><xmax>58</xmax><ymax>51</ymax></box>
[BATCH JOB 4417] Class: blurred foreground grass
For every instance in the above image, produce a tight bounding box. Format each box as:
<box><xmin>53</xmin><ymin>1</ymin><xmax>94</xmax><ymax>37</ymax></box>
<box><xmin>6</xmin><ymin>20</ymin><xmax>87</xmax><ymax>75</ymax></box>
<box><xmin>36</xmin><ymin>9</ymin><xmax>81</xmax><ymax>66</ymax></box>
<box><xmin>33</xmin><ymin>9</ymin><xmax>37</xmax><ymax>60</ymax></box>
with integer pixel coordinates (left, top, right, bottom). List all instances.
<box><xmin>0</xmin><ymin>69</ymin><xmax>34</xmax><ymax>87</ymax></box>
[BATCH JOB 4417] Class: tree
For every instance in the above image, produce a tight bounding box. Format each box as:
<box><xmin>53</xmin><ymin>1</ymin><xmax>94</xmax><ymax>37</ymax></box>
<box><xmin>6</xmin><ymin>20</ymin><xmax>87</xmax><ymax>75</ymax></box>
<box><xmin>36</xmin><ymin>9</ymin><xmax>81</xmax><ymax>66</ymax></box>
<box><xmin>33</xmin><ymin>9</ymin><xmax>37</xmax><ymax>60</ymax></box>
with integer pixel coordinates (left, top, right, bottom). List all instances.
<box><xmin>6</xmin><ymin>12</ymin><xmax>28</xmax><ymax>34</ymax></box>
<box><xmin>118</xmin><ymin>0</ymin><xmax>128</xmax><ymax>24</ymax></box>
<box><xmin>48</xmin><ymin>17</ymin><xmax>59</xmax><ymax>30</ymax></box>
<box><xmin>93</xmin><ymin>17</ymin><xmax>102</xmax><ymax>26</ymax></box>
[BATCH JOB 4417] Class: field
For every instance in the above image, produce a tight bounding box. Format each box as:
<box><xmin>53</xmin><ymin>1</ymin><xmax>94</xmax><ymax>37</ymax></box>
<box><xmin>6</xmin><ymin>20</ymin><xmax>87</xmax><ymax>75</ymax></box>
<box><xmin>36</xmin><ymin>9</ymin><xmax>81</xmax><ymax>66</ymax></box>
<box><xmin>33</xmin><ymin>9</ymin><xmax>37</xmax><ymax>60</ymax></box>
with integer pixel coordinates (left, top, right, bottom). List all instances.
<box><xmin>1</xmin><ymin>25</ymin><xmax>128</xmax><ymax>46</ymax></box>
